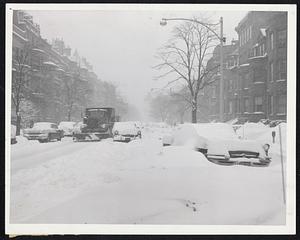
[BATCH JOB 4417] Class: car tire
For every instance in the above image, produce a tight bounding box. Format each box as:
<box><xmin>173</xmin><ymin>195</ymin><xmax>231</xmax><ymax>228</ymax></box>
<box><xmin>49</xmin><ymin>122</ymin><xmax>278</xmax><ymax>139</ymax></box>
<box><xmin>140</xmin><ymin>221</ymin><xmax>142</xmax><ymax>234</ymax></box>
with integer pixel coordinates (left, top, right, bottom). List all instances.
<box><xmin>46</xmin><ymin>134</ymin><xmax>51</xmax><ymax>142</ymax></box>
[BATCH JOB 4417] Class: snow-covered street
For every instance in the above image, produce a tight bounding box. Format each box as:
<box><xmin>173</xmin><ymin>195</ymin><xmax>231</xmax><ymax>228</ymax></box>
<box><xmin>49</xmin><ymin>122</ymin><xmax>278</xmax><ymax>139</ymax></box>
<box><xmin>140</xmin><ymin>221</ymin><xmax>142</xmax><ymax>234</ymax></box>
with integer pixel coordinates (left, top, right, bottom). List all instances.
<box><xmin>10</xmin><ymin>124</ymin><xmax>286</xmax><ymax>225</ymax></box>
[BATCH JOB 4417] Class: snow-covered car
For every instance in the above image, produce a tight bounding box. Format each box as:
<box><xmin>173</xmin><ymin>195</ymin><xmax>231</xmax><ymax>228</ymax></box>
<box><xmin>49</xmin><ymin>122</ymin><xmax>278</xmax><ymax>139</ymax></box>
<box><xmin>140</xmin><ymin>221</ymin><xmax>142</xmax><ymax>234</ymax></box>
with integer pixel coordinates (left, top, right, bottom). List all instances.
<box><xmin>23</xmin><ymin>122</ymin><xmax>63</xmax><ymax>143</ymax></box>
<box><xmin>11</xmin><ymin>124</ymin><xmax>17</xmax><ymax>144</ymax></box>
<box><xmin>112</xmin><ymin>121</ymin><xmax>142</xmax><ymax>142</ymax></box>
<box><xmin>58</xmin><ymin>121</ymin><xmax>76</xmax><ymax>136</ymax></box>
<box><xmin>162</xmin><ymin>123</ymin><xmax>271</xmax><ymax>167</ymax></box>
<box><xmin>72</xmin><ymin>122</ymin><xmax>84</xmax><ymax>139</ymax></box>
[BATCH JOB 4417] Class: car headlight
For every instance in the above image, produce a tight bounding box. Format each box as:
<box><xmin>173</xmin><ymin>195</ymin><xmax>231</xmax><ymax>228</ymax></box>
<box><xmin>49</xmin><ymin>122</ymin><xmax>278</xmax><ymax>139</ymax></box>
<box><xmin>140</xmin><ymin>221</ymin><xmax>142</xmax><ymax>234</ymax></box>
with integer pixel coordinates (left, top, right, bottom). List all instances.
<box><xmin>263</xmin><ymin>143</ymin><xmax>270</xmax><ymax>154</ymax></box>
<box><xmin>114</xmin><ymin>130</ymin><xmax>119</xmax><ymax>135</ymax></box>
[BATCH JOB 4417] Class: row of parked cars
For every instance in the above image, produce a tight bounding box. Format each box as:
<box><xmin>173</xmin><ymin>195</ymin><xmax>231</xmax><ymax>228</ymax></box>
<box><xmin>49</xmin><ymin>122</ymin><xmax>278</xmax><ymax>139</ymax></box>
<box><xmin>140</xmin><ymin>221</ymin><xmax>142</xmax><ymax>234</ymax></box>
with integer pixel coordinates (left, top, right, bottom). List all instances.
<box><xmin>17</xmin><ymin>121</ymin><xmax>142</xmax><ymax>143</ymax></box>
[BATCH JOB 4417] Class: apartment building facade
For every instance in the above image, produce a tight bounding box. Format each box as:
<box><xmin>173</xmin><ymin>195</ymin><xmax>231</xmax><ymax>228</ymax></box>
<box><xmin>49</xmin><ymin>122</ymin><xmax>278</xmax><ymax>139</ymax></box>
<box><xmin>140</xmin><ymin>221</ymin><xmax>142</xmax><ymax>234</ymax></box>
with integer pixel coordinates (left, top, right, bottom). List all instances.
<box><xmin>11</xmin><ymin>10</ymin><xmax>100</xmax><ymax>126</ymax></box>
<box><xmin>201</xmin><ymin>11</ymin><xmax>287</xmax><ymax>123</ymax></box>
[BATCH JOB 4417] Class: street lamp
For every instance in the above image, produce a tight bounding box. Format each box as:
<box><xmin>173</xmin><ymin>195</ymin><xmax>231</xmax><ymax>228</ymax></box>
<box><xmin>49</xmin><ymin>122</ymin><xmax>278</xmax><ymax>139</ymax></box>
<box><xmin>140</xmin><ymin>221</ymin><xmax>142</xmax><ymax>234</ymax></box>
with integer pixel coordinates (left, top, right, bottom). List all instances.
<box><xmin>160</xmin><ymin>17</ymin><xmax>225</xmax><ymax>122</ymax></box>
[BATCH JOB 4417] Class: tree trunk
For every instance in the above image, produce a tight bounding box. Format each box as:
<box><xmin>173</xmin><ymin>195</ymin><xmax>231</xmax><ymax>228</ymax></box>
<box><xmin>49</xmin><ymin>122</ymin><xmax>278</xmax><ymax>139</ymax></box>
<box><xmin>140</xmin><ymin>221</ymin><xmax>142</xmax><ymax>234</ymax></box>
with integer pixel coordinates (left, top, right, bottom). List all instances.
<box><xmin>16</xmin><ymin>106</ymin><xmax>21</xmax><ymax>136</ymax></box>
<box><xmin>67</xmin><ymin>111</ymin><xmax>71</xmax><ymax>121</ymax></box>
<box><xmin>191</xmin><ymin>99</ymin><xmax>197</xmax><ymax>123</ymax></box>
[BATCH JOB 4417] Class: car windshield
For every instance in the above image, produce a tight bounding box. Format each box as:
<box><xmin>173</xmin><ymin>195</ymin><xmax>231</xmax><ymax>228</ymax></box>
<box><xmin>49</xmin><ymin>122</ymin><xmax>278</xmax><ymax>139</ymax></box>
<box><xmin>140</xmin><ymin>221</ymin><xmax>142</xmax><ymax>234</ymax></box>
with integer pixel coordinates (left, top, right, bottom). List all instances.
<box><xmin>32</xmin><ymin>122</ymin><xmax>52</xmax><ymax>130</ymax></box>
<box><xmin>59</xmin><ymin>122</ymin><xmax>75</xmax><ymax>128</ymax></box>
<box><xmin>114</xmin><ymin>122</ymin><xmax>135</xmax><ymax>130</ymax></box>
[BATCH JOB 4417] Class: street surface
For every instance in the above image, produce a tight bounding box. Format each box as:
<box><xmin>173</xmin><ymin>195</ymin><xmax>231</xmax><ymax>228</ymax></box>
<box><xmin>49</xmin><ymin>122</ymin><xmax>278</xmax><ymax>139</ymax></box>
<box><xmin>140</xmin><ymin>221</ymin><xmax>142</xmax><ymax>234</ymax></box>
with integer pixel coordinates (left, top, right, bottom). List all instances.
<box><xmin>10</xmin><ymin>125</ymin><xmax>286</xmax><ymax>224</ymax></box>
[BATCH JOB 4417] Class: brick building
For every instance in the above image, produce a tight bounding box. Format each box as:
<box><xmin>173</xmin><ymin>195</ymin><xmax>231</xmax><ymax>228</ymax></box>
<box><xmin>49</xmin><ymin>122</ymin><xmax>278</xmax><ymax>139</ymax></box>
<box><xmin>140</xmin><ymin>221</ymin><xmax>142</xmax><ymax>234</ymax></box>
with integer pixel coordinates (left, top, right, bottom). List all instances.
<box><xmin>198</xmin><ymin>40</ymin><xmax>239</xmax><ymax>122</ymax></box>
<box><xmin>200</xmin><ymin>11</ymin><xmax>287</xmax><ymax>123</ymax></box>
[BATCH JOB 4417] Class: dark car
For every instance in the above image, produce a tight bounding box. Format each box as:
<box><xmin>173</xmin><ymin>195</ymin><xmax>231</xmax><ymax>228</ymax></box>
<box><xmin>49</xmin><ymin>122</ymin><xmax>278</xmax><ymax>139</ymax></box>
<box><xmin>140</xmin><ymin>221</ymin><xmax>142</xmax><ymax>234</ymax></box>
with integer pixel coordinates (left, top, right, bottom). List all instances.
<box><xmin>23</xmin><ymin>122</ymin><xmax>63</xmax><ymax>143</ymax></box>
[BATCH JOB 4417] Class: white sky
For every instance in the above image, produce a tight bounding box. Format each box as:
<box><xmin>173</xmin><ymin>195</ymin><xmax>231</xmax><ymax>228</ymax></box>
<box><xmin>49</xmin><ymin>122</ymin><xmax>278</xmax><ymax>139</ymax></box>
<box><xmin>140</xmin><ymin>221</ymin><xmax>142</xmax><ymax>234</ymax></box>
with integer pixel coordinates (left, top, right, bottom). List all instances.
<box><xmin>27</xmin><ymin>9</ymin><xmax>247</xmax><ymax>120</ymax></box>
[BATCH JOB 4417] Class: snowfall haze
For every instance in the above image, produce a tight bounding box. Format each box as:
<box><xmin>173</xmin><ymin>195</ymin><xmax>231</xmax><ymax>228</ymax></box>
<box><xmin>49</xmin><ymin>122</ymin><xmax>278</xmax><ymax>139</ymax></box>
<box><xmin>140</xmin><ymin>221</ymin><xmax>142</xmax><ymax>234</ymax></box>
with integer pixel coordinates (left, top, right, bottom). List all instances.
<box><xmin>26</xmin><ymin>10</ymin><xmax>247</xmax><ymax>120</ymax></box>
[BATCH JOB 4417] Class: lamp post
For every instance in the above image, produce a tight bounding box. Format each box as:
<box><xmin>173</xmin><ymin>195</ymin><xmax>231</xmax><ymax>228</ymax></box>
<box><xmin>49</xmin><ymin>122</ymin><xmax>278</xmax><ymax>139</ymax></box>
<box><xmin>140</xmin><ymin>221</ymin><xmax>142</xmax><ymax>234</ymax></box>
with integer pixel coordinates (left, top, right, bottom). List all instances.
<box><xmin>160</xmin><ymin>17</ymin><xmax>225</xmax><ymax>122</ymax></box>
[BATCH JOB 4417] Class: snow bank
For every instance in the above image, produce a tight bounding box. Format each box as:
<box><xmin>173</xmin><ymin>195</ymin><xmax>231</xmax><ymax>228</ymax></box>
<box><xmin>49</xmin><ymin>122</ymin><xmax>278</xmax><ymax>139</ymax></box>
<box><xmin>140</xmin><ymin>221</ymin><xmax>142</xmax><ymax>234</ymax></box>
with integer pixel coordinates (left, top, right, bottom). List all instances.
<box><xmin>15</xmin><ymin>136</ymin><xmax>29</xmax><ymax>144</ymax></box>
<box><xmin>236</xmin><ymin>122</ymin><xmax>270</xmax><ymax>141</ymax></box>
<box><xmin>10</xmin><ymin>125</ymin><xmax>286</xmax><ymax>225</ymax></box>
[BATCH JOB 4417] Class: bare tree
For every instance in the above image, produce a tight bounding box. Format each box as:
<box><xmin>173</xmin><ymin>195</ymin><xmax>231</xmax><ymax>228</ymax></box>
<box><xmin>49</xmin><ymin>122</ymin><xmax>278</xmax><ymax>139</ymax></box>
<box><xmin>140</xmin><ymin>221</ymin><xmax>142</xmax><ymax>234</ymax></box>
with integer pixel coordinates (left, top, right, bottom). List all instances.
<box><xmin>149</xmin><ymin>93</ymin><xmax>171</xmax><ymax>122</ymax></box>
<box><xmin>155</xmin><ymin>19</ymin><xmax>219</xmax><ymax>123</ymax></box>
<box><xmin>12</xmin><ymin>44</ymin><xmax>32</xmax><ymax>135</ymax></box>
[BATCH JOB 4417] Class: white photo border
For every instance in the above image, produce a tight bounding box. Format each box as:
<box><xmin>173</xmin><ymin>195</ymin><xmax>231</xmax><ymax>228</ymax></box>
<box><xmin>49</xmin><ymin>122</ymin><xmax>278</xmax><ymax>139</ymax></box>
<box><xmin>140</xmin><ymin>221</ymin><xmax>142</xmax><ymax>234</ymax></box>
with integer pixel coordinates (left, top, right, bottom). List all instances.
<box><xmin>5</xmin><ymin>3</ymin><xmax>297</xmax><ymax>235</ymax></box>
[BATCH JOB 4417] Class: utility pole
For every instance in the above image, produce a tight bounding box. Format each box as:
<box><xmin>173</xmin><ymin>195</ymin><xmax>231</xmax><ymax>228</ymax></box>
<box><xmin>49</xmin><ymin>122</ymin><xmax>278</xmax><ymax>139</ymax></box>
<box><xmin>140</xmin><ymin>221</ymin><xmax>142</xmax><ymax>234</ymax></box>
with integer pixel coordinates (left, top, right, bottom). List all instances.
<box><xmin>219</xmin><ymin>17</ymin><xmax>224</xmax><ymax>122</ymax></box>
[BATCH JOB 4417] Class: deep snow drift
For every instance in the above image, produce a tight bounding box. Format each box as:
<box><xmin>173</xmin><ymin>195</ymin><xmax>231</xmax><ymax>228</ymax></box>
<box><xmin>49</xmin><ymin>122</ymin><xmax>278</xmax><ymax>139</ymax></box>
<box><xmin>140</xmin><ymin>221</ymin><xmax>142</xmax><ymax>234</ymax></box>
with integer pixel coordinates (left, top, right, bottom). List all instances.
<box><xmin>10</xmin><ymin>123</ymin><xmax>286</xmax><ymax>225</ymax></box>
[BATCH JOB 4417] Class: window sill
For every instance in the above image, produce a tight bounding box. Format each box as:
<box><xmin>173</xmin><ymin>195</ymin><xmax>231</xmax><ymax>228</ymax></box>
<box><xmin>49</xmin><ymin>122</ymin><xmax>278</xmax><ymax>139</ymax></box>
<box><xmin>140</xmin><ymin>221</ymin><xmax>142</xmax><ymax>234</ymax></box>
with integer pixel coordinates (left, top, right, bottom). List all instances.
<box><xmin>276</xmin><ymin>79</ymin><xmax>286</xmax><ymax>82</ymax></box>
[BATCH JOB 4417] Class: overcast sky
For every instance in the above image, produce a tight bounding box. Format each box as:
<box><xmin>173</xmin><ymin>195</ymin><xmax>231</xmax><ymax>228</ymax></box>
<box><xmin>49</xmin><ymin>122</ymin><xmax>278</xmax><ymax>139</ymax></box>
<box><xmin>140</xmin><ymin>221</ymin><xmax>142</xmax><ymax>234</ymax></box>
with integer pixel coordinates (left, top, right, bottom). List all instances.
<box><xmin>27</xmin><ymin>9</ymin><xmax>247</xmax><ymax>120</ymax></box>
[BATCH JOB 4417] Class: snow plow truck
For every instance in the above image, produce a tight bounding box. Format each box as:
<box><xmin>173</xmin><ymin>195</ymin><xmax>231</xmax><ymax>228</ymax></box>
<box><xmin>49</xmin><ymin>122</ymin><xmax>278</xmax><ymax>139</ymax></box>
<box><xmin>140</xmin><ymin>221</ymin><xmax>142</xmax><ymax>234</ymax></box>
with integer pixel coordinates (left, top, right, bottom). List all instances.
<box><xmin>73</xmin><ymin>107</ymin><xmax>117</xmax><ymax>141</ymax></box>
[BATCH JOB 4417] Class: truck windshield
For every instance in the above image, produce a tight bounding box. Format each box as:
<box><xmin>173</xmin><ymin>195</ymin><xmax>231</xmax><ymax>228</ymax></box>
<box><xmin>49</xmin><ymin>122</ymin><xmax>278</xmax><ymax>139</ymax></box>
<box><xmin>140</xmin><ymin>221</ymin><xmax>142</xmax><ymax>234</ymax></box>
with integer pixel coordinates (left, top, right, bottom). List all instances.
<box><xmin>87</xmin><ymin>109</ymin><xmax>108</xmax><ymax>121</ymax></box>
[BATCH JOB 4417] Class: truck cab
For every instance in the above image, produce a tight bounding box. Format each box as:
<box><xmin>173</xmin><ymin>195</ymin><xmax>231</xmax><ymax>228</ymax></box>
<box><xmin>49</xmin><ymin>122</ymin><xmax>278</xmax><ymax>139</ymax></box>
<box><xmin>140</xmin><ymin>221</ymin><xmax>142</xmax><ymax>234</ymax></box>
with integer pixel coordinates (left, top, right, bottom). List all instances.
<box><xmin>73</xmin><ymin>107</ymin><xmax>116</xmax><ymax>141</ymax></box>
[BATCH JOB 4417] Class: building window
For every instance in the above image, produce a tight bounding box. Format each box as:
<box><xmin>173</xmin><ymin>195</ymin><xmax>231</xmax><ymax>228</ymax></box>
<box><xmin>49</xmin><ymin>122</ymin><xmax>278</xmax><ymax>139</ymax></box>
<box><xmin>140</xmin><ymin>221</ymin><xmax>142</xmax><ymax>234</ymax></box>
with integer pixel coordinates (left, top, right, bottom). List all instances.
<box><xmin>234</xmin><ymin>98</ymin><xmax>239</xmax><ymax>113</ymax></box>
<box><xmin>262</xmin><ymin>43</ymin><xmax>265</xmax><ymax>55</ymax></box>
<box><xmin>254</xmin><ymin>96</ymin><xmax>263</xmax><ymax>112</ymax></box>
<box><xmin>229</xmin><ymin>101</ymin><xmax>233</xmax><ymax>114</ymax></box>
<box><xmin>239</xmin><ymin>33</ymin><xmax>242</xmax><ymax>46</ymax></box>
<box><xmin>277</xmin><ymin>95</ymin><xmax>286</xmax><ymax>114</ymax></box>
<box><xmin>270</xmin><ymin>62</ymin><xmax>274</xmax><ymax>82</ymax></box>
<box><xmin>278</xmin><ymin>30</ymin><xmax>287</xmax><ymax>48</ymax></box>
<box><xmin>211</xmin><ymin>100</ymin><xmax>217</xmax><ymax>115</ymax></box>
<box><xmin>243</xmin><ymin>72</ymin><xmax>250</xmax><ymax>88</ymax></box>
<box><xmin>269</xmin><ymin>95</ymin><xmax>274</xmax><ymax>115</ymax></box>
<box><xmin>253</xmin><ymin>69</ymin><xmax>261</xmax><ymax>82</ymax></box>
<box><xmin>244</xmin><ymin>97</ymin><xmax>250</xmax><ymax>113</ymax></box>
<box><xmin>211</xmin><ymin>86</ymin><xmax>217</xmax><ymax>98</ymax></box>
<box><xmin>228</xmin><ymin>79</ymin><xmax>234</xmax><ymax>90</ymax></box>
<box><xmin>278</xmin><ymin>59</ymin><xmax>287</xmax><ymax>80</ymax></box>
<box><xmin>270</xmin><ymin>32</ymin><xmax>274</xmax><ymax>50</ymax></box>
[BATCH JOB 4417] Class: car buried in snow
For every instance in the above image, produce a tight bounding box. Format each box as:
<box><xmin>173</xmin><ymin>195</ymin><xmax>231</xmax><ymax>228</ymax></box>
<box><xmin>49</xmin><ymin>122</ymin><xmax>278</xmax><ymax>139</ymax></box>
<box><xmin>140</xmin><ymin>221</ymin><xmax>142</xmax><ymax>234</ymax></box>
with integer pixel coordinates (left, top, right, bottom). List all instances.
<box><xmin>58</xmin><ymin>121</ymin><xmax>76</xmax><ymax>136</ymax></box>
<box><xmin>23</xmin><ymin>122</ymin><xmax>64</xmax><ymax>143</ymax></box>
<box><xmin>162</xmin><ymin>123</ymin><xmax>271</xmax><ymax>167</ymax></box>
<box><xmin>112</xmin><ymin>121</ymin><xmax>142</xmax><ymax>143</ymax></box>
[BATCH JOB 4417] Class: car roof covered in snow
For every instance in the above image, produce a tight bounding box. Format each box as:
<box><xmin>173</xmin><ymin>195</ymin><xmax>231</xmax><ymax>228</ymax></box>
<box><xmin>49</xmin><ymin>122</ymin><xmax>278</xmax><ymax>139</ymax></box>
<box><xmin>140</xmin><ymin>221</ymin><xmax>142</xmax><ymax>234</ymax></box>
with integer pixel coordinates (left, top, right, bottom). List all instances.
<box><xmin>59</xmin><ymin>121</ymin><xmax>76</xmax><ymax>126</ymax></box>
<box><xmin>32</xmin><ymin>122</ymin><xmax>56</xmax><ymax>129</ymax></box>
<box><xmin>114</xmin><ymin>122</ymin><xmax>137</xmax><ymax>127</ymax></box>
